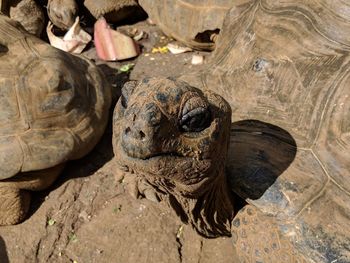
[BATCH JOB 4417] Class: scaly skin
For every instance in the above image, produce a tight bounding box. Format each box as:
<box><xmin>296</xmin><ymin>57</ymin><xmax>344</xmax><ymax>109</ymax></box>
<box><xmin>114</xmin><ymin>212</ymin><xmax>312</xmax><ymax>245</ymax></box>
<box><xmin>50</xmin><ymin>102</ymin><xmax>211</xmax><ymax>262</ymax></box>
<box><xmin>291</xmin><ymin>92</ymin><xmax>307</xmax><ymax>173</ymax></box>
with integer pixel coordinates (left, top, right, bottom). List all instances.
<box><xmin>113</xmin><ymin>78</ymin><xmax>234</xmax><ymax>238</ymax></box>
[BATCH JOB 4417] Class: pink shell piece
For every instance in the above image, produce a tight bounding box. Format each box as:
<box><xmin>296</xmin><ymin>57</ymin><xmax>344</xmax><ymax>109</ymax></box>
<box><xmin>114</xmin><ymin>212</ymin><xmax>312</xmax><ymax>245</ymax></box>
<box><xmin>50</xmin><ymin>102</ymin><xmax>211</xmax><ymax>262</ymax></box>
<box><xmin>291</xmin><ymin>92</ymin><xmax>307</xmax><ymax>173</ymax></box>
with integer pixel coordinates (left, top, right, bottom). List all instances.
<box><xmin>94</xmin><ymin>17</ymin><xmax>140</xmax><ymax>61</ymax></box>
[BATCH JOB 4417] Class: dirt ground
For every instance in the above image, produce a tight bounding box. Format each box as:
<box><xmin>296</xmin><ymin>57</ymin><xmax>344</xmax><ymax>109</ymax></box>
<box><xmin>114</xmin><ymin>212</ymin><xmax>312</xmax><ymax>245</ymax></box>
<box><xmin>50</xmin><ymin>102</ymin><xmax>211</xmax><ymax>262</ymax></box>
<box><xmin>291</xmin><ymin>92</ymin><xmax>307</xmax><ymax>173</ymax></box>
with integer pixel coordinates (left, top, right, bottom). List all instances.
<box><xmin>0</xmin><ymin>21</ymin><xmax>239</xmax><ymax>263</ymax></box>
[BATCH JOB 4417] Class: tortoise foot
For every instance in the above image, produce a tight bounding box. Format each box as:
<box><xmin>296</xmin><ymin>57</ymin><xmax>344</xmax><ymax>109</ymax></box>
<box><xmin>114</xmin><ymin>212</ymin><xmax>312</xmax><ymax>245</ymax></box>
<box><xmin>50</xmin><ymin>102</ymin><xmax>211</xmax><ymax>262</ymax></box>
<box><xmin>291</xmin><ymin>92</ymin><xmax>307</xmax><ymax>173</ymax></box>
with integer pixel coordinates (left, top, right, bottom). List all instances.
<box><xmin>0</xmin><ymin>187</ymin><xmax>31</xmax><ymax>225</ymax></box>
<box><xmin>138</xmin><ymin>178</ymin><xmax>160</xmax><ymax>202</ymax></box>
<box><xmin>116</xmin><ymin>168</ymin><xmax>160</xmax><ymax>202</ymax></box>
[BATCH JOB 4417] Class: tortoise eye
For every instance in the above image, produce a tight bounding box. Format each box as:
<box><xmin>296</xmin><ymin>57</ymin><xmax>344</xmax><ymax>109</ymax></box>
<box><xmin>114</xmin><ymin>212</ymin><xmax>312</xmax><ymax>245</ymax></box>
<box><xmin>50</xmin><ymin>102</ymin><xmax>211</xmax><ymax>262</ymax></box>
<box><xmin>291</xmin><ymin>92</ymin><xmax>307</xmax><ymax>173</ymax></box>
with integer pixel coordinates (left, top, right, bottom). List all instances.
<box><xmin>179</xmin><ymin>95</ymin><xmax>211</xmax><ymax>132</ymax></box>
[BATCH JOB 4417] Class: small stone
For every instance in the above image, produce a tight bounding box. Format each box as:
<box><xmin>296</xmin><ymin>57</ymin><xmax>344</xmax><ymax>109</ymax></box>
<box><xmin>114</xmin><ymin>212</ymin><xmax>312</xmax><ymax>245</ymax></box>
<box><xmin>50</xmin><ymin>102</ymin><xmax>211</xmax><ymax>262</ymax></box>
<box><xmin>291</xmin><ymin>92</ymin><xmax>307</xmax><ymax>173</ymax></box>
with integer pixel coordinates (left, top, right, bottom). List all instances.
<box><xmin>191</xmin><ymin>54</ymin><xmax>204</xmax><ymax>65</ymax></box>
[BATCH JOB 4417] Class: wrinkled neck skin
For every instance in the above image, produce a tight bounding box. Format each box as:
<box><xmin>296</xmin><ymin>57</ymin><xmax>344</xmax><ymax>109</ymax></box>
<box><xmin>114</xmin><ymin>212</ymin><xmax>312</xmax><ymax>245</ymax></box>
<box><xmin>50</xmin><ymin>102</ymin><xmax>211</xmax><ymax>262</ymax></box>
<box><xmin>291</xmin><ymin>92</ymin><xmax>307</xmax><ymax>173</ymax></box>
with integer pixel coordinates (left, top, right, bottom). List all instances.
<box><xmin>132</xmin><ymin>160</ymin><xmax>234</xmax><ymax>238</ymax></box>
<box><xmin>170</xmin><ymin>169</ymin><xmax>234</xmax><ymax>238</ymax></box>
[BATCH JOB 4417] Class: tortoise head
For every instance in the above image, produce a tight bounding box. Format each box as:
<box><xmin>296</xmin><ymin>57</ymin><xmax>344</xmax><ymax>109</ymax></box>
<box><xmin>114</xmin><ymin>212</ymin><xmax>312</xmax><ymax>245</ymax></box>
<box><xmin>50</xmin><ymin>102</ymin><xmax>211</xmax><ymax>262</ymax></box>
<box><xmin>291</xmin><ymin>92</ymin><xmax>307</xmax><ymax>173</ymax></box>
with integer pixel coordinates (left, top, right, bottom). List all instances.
<box><xmin>47</xmin><ymin>0</ymin><xmax>78</xmax><ymax>30</ymax></box>
<box><xmin>113</xmin><ymin>77</ymin><xmax>234</xmax><ymax>237</ymax></box>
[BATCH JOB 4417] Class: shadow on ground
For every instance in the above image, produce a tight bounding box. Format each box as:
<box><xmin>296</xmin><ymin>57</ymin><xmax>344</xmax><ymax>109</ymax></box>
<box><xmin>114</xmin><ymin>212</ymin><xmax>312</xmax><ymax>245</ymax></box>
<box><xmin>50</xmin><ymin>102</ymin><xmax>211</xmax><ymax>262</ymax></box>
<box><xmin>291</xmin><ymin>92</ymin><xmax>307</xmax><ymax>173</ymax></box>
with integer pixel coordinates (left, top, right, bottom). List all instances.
<box><xmin>226</xmin><ymin>119</ymin><xmax>297</xmax><ymax>200</ymax></box>
<box><xmin>0</xmin><ymin>236</ymin><xmax>9</xmax><ymax>263</ymax></box>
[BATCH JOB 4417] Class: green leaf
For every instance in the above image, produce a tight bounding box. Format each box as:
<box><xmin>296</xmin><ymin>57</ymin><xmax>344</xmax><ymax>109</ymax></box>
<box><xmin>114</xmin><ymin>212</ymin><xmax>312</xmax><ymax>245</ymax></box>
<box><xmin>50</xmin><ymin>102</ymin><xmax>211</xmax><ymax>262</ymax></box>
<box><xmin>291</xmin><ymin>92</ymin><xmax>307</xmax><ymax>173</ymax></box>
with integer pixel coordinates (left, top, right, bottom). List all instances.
<box><xmin>119</xmin><ymin>63</ymin><xmax>135</xmax><ymax>73</ymax></box>
<box><xmin>68</xmin><ymin>233</ymin><xmax>78</xmax><ymax>242</ymax></box>
<box><xmin>47</xmin><ymin>219</ymin><xmax>56</xmax><ymax>226</ymax></box>
<box><xmin>113</xmin><ymin>205</ymin><xmax>122</xmax><ymax>213</ymax></box>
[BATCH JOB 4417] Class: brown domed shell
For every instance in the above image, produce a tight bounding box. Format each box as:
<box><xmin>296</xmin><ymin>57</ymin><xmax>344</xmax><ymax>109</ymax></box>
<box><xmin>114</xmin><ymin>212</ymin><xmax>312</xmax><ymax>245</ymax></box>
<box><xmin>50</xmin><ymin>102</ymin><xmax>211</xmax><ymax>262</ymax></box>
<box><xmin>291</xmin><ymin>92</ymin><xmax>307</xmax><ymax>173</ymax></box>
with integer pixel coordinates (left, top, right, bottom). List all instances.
<box><xmin>139</xmin><ymin>0</ymin><xmax>238</xmax><ymax>50</ymax></box>
<box><xmin>0</xmin><ymin>15</ymin><xmax>111</xmax><ymax>180</ymax></box>
<box><xmin>182</xmin><ymin>0</ymin><xmax>350</xmax><ymax>261</ymax></box>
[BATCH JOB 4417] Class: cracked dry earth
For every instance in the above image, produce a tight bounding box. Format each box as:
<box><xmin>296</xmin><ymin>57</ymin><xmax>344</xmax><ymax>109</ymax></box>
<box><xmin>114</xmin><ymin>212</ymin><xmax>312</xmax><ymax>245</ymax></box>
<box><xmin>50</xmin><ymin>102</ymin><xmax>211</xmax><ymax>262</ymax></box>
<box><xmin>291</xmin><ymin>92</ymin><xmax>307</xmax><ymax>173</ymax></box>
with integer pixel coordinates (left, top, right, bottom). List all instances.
<box><xmin>0</xmin><ymin>22</ymin><xmax>239</xmax><ymax>263</ymax></box>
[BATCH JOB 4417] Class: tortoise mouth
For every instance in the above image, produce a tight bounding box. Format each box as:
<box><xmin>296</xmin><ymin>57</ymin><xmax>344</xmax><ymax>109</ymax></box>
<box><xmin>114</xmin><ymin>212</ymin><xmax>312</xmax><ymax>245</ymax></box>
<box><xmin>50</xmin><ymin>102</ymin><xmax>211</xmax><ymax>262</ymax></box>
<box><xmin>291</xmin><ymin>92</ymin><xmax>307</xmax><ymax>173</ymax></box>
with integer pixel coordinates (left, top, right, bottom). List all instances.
<box><xmin>115</xmin><ymin>140</ymin><xmax>212</xmax><ymax>181</ymax></box>
<box><xmin>121</xmin><ymin>139</ymin><xmax>183</xmax><ymax>160</ymax></box>
<box><xmin>140</xmin><ymin>151</ymin><xmax>183</xmax><ymax>160</ymax></box>
<box><xmin>117</xmin><ymin>141</ymin><xmax>191</xmax><ymax>164</ymax></box>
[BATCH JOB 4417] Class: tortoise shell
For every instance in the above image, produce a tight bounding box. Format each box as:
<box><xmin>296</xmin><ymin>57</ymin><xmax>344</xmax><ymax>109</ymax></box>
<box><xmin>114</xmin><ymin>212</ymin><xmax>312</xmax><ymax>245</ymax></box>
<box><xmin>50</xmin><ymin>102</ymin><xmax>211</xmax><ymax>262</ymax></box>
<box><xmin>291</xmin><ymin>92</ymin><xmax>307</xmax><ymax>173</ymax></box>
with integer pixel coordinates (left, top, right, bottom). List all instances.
<box><xmin>0</xmin><ymin>0</ymin><xmax>44</xmax><ymax>36</ymax></box>
<box><xmin>139</xmin><ymin>0</ymin><xmax>237</xmax><ymax>50</ymax></box>
<box><xmin>0</xmin><ymin>16</ymin><xmax>111</xmax><ymax>180</ymax></box>
<box><xmin>182</xmin><ymin>0</ymin><xmax>350</xmax><ymax>261</ymax></box>
<box><xmin>84</xmin><ymin>0</ymin><xmax>140</xmax><ymax>23</ymax></box>
<box><xmin>47</xmin><ymin>0</ymin><xmax>78</xmax><ymax>30</ymax></box>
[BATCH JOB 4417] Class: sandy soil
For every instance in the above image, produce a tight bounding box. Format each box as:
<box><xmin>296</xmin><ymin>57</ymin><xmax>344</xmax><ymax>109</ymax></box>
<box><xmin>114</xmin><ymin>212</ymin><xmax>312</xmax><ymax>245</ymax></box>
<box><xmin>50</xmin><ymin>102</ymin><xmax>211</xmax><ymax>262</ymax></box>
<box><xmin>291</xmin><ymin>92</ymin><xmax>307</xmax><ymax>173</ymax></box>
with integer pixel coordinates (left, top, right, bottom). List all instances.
<box><xmin>0</xmin><ymin>21</ymin><xmax>239</xmax><ymax>263</ymax></box>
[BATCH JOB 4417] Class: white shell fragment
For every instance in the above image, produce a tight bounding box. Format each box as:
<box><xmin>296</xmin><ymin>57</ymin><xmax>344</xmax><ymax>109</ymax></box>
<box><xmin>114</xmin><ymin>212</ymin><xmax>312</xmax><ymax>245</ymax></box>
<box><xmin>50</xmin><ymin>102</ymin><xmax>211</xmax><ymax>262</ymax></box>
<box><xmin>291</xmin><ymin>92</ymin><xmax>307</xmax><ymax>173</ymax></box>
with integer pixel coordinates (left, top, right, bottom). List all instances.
<box><xmin>133</xmin><ymin>30</ymin><xmax>144</xmax><ymax>41</ymax></box>
<box><xmin>47</xmin><ymin>17</ymin><xmax>91</xmax><ymax>54</ymax></box>
<box><xmin>191</xmin><ymin>54</ymin><xmax>204</xmax><ymax>65</ymax></box>
<box><xmin>167</xmin><ymin>43</ymin><xmax>192</xmax><ymax>54</ymax></box>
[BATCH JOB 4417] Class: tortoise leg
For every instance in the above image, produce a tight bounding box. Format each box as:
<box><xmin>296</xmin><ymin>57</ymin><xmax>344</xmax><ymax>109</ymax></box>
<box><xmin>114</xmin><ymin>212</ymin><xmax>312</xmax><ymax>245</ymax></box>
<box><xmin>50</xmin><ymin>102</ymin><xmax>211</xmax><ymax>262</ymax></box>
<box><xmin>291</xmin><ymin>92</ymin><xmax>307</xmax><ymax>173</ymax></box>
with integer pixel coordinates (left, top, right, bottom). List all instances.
<box><xmin>0</xmin><ymin>164</ymin><xmax>65</xmax><ymax>225</ymax></box>
<box><xmin>0</xmin><ymin>186</ymin><xmax>30</xmax><ymax>225</ymax></box>
<box><xmin>115</xmin><ymin>168</ymin><xmax>160</xmax><ymax>202</ymax></box>
<box><xmin>231</xmin><ymin>204</ymin><xmax>307</xmax><ymax>263</ymax></box>
<box><xmin>137</xmin><ymin>178</ymin><xmax>160</xmax><ymax>202</ymax></box>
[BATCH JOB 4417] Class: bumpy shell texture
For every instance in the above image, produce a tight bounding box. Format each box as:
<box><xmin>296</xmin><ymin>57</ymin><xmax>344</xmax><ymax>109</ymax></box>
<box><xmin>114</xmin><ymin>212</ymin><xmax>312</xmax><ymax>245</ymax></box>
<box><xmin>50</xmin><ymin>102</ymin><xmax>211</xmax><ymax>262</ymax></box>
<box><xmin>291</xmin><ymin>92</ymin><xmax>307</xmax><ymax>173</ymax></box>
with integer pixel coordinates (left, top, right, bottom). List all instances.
<box><xmin>181</xmin><ymin>0</ymin><xmax>350</xmax><ymax>262</ymax></box>
<box><xmin>0</xmin><ymin>14</ymin><xmax>111</xmax><ymax>180</ymax></box>
<box><xmin>139</xmin><ymin>0</ymin><xmax>237</xmax><ymax>50</ymax></box>
<box><xmin>84</xmin><ymin>0</ymin><xmax>138</xmax><ymax>22</ymax></box>
<box><xmin>47</xmin><ymin>0</ymin><xmax>78</xmax><ymax>30</ymax></box>
<box><xmin>6</xmin><ymin>0</ymin><xmax>45</xmax><ymax>36</ymax></box>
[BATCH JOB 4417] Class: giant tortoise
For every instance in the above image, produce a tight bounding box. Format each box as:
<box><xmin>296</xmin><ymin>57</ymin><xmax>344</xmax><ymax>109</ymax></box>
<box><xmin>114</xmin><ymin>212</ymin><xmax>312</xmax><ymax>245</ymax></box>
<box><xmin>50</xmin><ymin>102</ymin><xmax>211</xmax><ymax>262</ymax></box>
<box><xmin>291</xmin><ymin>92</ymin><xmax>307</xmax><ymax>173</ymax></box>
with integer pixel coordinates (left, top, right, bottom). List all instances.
<box><xmin>84</xmin><ymin>0</ymin><xmax>140</xmax><ymax>23</ymax></box>
<box><xmin>139</xmin><ymin>0</ymin><xmax>237</xmax><ymax>50</ymax></box>
<box><xmin>113</xmin><ymin>0</ymin><xmax>350</xmax><ymax>262</ymax></box>
<box><xmin>0</xmin><ymin>14</ymin><xmax>111</xmax><ymax>225</ymax></box>
<box><xmin>1</xmin><ymin>0</ymin><xmax>141</xmax><ymax>35</ymax></box>
<box><xmin>113</xmin><ymin>78</ymin><xmax>234</xmax><ymax>237</ymax></box>
<box><xmin>0</xmin><ymin>0</ymin><xmax>45</xmax><ymax>36</ymax></box>
<box><xmin>0</xmin><ymin>0</ymin><xmax>74</xmax><ymax>35</ymax></box>
<box><xmin>48</xmin><ymin>0</ymin><xmax>141</xmax><ymax>30</ymax></box>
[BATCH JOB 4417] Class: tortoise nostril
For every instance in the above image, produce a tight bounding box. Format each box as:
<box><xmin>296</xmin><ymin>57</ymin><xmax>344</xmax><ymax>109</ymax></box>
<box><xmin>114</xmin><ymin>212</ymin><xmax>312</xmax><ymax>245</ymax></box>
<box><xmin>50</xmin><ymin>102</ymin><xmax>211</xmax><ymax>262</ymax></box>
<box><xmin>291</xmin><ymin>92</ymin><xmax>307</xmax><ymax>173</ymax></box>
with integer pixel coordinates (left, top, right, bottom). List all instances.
<box><xmin>139</xmin><ymin>131</ymin><xmax>146</xmax><ymax>140</ymax></box>
<box><xmin>124</xmin><ymin>127</ymin><xmax>146</xmax><ymax>140</ymax></box>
